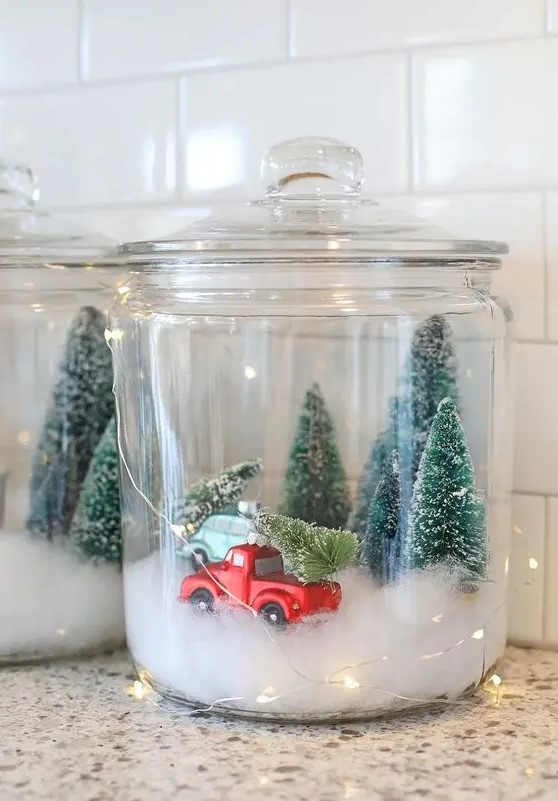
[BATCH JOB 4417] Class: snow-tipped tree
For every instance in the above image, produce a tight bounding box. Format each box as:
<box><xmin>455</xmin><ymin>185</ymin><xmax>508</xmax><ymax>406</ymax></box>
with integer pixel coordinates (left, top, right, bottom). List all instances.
<box><xmin>281</xmin><ymin>383</ymin><xmax>350</xmax><ymax>529</ymax></box>
<box><xmin>406</xmin><ymin>397</ymin><xmax>487</xmax><ymax>584</ymax></box>
<box><xmin>399</xmin><ymin>314</ymin><xmax>459</xmax><ymax>477</ymax></box>
<box><xmin>27</xmin><ymin>306</ymin><xmax>114</xmax><ymax>540</ymax></box>
<box><xmin>349</xmin><ymin>398</ymin><xmax>399</xmax><ymax>535</ymax></box>
<box><xmin>351</xmin><ymin>315</ymin><xmax>458</xmax><ymax>553</ymax></box>
<box><xmin>69</xmin><ymin>417</ymin><xmax>121</xmax><ymax>564</ymax></box>
<box><xmin>361</xmin><ymin>450</ymin><xmax>400</xmax><ymax>584</ymax></box>
<box><xmin>174</xmin><ymin>459</ymin><xmax>263</xmax><ymax>534</ymax></box>
<box><xmin>256</xmin><ymin>512</ymin><xmax>359</xmax><ymax>584</ymax></box>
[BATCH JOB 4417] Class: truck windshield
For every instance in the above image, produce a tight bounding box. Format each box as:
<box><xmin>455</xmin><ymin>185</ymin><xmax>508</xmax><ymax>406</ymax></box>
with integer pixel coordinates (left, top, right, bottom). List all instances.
<box><xmin>254</xmin><ymin>555</ymin><xmax>283</xmax><ymax>576</ymax></box>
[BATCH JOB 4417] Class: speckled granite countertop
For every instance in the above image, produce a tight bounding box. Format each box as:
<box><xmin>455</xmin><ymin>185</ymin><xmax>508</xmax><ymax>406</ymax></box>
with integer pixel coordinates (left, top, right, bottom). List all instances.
<box><xmin>1</xmin><ymin>647</ymin><xmax>558</xmax><ymax>801</ymax></box>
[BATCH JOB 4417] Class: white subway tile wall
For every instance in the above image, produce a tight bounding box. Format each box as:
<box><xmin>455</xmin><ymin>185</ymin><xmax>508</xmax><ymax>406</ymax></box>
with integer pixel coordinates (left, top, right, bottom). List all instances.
<box><xmin>0</xmin><ymin>0</ymin><xmax>79</xmax><ymax>90</ymax></box>
<box><xmin>508</xmin><ymin>494</ymin><xmax>545</xmax><ymax>644</ymax></box>
<box><xmin>180</xmin><ymin>55</ymin><xmax>408</xmax><ymax>198</ymax></box>
<box><xmin>0</xmin><ymin>0</ymin><xmax>555</xmax><ymax>645</ymax></box>
<box><xmin>290</xmin><ymin>0</ymin><xmax>546</xmax><ymax>57</ymax></box>
<box><xmin>81</xmin><ymin>0</ymin><xmax>287</xmax><ymax>80</ymax></box>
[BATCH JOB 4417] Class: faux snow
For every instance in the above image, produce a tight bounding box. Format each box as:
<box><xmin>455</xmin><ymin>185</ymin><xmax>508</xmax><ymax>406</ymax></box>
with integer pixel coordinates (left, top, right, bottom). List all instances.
<box><xmin>125</xmin><ymin>552</ymin><xmax>506</xmax><ymax>721</ymax></box>
<box><xmin>0</xmin><ymin>532</ymin><xmax>125</xmax><ymax>661</ymax></box>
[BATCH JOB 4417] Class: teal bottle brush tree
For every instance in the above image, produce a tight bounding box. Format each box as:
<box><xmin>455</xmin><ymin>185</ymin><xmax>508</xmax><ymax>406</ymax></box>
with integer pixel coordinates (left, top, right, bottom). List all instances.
<box><xmin>281</xmin><ymin>383</ymin><xmax>350</xmax><ymax>530</ymax></box>
<box><xmin>361</xmin><ymin>450</ymin><xmax>401</xmax><ymax>584</ymax></box>
<box><xmin>69</xmin><ymin>417</ymin><xmax>121</xmax><ymax>564</ymax></box>
<box><xmin>350</xmin><ymin>315</ymin><xmax>458</xmax><ymax>539</ymax></box>
<box><xmin>27</xmin><ymin>306</ymin><xmax>115</xmax><ymax>540</ymax></box>
<box><xmin>406</xmin><ymin>397</ymin><xmax>487</xmax><ymax>589</ymax></box>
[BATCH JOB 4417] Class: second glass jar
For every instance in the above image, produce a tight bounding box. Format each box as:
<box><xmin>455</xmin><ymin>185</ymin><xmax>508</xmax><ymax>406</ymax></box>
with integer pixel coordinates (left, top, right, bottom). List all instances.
<box><xmin>112</xmin><ymin>137</ymin><xmax>512</xmax><ymax>721</ymax></box>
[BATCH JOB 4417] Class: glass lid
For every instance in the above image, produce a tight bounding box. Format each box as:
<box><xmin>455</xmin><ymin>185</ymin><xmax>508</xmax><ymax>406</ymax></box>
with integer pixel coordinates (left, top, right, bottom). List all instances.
<box><xmin>120</xmin><ymin>136</ymin><xmax>507</xmax><ymax>263</ymax></box>
<box><xmin>0</xmin><ymin>160</ymin><xmax>115</xmax><ymax>264</ymax></box>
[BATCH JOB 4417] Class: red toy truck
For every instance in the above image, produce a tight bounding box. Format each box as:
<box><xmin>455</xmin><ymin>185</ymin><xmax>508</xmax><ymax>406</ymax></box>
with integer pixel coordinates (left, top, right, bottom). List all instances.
<box><xmin>179</xmin><ymin>543</ymin><xmax>341</xmax><ymax>625</ymax></box>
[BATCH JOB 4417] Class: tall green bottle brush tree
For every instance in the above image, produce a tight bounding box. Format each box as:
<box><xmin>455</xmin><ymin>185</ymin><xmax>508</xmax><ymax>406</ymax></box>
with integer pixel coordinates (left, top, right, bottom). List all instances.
<box><xmin>27</xmin><ymin>306</ymin><xmax>115</xmax><ymax>540</ymax></box>
<box><xmin>350</xmin><ymin>315</ymin><xmax>458</xmax><ymax>539</ymax></box>
<box><xmin>361</xmin><ymin>450</ymin><xmax>401</xmax><ymax>584</ymax></box>
<box><xmin>406</xmin><ymin>397</ymin><xmax>487</xmax><ymax>587</ymax></box>
<box><xmin>281</xmin><ymin>383</ymin><xmax>350</xmax><ymax>530</ymax></box>
<box><xmin>70</xmin><ymin>416</ymin><xmax>121</xmax><ymax>564</ymax></box>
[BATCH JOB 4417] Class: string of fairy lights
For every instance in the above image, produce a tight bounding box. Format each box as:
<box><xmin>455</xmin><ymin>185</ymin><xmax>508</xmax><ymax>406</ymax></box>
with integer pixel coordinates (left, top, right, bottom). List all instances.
<box><xmin>107</xmin><ymin>332</ymin><xmax>535</xmax><ymax>716</ymax></box>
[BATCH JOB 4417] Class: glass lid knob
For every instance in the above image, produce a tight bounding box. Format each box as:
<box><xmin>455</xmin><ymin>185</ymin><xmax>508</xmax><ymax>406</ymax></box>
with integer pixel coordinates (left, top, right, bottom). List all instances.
<box><xmin>262</xmin><ymin>136</ymin><xmax>364</xmax><ymax>198</ymax></box>
<box><xmin>0</xmin><ymin>160</ymin><xmax>38</xmax><ymax>209</ymax></box>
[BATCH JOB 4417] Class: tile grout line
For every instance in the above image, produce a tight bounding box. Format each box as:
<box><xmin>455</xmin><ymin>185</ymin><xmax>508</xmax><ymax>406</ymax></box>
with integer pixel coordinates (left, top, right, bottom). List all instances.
<box><xmin>513</xmin><ymin>490</ymin><xmax>558</xmax><ymax>499</ymax></box>
<box><xmin>545</xmin><ymin>0</ymin><xmax>553</xmax><ymax>33</ymax></box>
<box><xmin>174</xmin><ymin>77</ymin><xmax>185</xmax><ymax>202</ymax></box>
<box><xmin>543</xmin><ymin>496</ymin><xmax>550</xmax><ymax>639</ymax></box>
<box><xmin>285</xmin><ymin>0</ymin><xmax>293</xmax><ymax>59</ymax></box>
<box><xmin>543</xmin><ymin>192</ymin><xmax>550</xmax><ymax>340</ymax></box>
<box><xmin>405</xmin><ymin>51</ymin><xmax>414</xmax><ymax>193</ymax></box>
<box><xmin>77</xmin><ymin>0</ymin><xmax>85</xmax><ymax>83</ymax></box>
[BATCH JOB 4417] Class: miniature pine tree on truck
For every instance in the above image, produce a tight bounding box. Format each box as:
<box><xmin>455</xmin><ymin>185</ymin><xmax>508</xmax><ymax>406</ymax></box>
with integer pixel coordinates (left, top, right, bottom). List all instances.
<box><xmin>174</xmin><ymin>459</ymin><xmax>263</xmax><ymax>534</ymax></box>
<box><xmin>406</xmin><ymin>397</ymin><xmax>487</xmax><ymax>587</ymax></box>
<box><xmin>69</xmin><ymin>416</ymin><xmax>121</xmax><ymax>564</ymax></box>
<box><xmin>361</xmin><ymin>450</ymin><xmax>401</xmax><ymax>584</ymax></box>
<box><xmin>281</xmin><ymin>383</ymin><xmax>350</xmax><ymax>530</ymax></box>
<box><xmin>27</xmin><ymin>306</ymin><xmax>114</xmax><ymax>540</ymax></box>
<box><xmin>255</xmin><ymin>512</ymin><xmax>359</xmax><ymax>584</ymax></box>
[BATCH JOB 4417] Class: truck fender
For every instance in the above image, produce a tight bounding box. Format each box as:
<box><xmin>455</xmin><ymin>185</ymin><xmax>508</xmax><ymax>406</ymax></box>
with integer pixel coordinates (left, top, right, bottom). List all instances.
<box><xmin>179</xmin><ymin>573</ymin><xmax>222</xmax><ymax>603</ymax></box>
<box><xmin>252</xmin><ymin>589</ymin><xmax>295</xmax><ymax>617</ymax></box>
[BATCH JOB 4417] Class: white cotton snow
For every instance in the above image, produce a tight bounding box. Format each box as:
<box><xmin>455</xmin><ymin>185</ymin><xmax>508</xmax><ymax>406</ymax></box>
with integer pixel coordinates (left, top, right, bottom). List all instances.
<box><xmin>0</xmin><ymin>531</ymin><xmax>125</xmax><ymax>661</ymax></box>
<box><xmin>125</xmin><ymin>552</ymin><xmax>507</xmax><ymax>720</ymax></box>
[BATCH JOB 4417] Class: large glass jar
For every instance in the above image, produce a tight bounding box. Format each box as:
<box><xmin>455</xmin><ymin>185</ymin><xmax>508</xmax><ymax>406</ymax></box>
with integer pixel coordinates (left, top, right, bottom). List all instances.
<box><xmin>0</xmin><ymin>161</ymin><xmax>125</xmax><ymax>663</ymax></box>
<box><xmin>112</xmin><ymin>138</ymin><xmax>512</xmax><ymax>722</ymax></box>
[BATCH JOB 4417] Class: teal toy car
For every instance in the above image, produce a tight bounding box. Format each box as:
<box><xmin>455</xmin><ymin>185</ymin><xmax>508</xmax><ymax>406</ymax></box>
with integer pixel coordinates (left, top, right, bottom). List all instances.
<box><xmin>182</xmin><ymin>513</ymin><xmax>255</xmax><ymax>571</ymax></box>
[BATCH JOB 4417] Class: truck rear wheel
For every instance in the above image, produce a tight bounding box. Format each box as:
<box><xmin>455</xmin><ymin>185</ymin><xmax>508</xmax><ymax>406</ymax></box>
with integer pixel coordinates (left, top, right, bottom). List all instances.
<box><xmin>189</xmin><ymin>588</ymin><xmax>215</xmax><ymax>614</ymax></box>
<box><xmin>259</xmin><ymin>602</ymin><xmax>287</xmax><ymax>626</ymax></box>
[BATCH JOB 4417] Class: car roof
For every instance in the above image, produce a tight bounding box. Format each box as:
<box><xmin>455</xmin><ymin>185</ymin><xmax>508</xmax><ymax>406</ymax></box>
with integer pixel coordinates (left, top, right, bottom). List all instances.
<box><xmin>227</xmin><ymin>544</ymin><xmax>280</xmax><ymax>558</ymax></box>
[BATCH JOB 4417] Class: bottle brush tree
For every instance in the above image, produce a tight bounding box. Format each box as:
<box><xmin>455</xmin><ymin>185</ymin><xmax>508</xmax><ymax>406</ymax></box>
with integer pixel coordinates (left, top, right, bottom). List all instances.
<box><xmin>27</xmin><ymin>306</ymin><xmax>115</xmax><ymax>539</ymax></box>
<box><xmin>281</xmin><ymin>383</ymin><xmax>350</xmax><ymax>530</ymax></box>
<box><xmin>351</xmin><ymin>314</ymin><xmax>458</xmax><ymax>555</ymax></box>
<box><xmin>399</xmin><ymin>314</ymin><xmax>459</xmax><ymax>478</ymax></box>
<box><xmin>69</xmin><ymin>416</ymin><xmax>121</xmax><ymax>564</ymax></box>
<box><xmin>349</xmin><ymin>397</ymin><xmax>399</xmax><ymax>536</ymax></box>
<box><xmin>406</xmin><ymin>397</ymin><xmax>487</xmax><ymax>585</ymax></box>
<box><xmin>256</xmin><ymin>512</ymin><xmax>359</xmax><ymax>584</ymax></box>
<box><xmin>361</xmin><ymin>450</ymin><xmax>401</xmax><ymax>584</ymax></box>
<box><xmin>174</xmin><ymin>458</ymin><xmax>263</xmax><ymax>535</ymax></box>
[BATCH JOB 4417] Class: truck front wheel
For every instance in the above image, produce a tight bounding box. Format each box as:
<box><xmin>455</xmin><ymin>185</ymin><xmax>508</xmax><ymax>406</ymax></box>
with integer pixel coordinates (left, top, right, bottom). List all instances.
<box><xmin>189</xmin><ymin>588</ymin><xmax>215</xmax><ymax>614</ymax></box>
<box><xmin>259</xmin><ymin>602</ymin><xmax>287</xmax><ymax>626</ymax></box>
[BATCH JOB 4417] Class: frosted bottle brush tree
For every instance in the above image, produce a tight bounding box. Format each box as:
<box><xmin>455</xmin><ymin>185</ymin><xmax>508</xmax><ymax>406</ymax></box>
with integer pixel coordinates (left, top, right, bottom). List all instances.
<box><xmin>27</xmin><ymin>306</ymin><xmax>114</xmax><ymax>540</ymax></box>
<box><xmin>281</xmin><ymin>383</ymin><xmax>350</xmax><ymax>530</ymax></box>
<box><xmin>174</xmin><ymin>459</ymin><xmax>263</xmax><ymax>534</ymax></box>
<box><xmin>406</xmin><ymin>397</ymin><xmax>487</xmax><ymax>586</ymax></box>
<box><xmin>361</xmin><ymin>450</ymin><xmax>401</xmax><ymax>584</ymax></box>
<box><xmin>70</xmin><ymin>416</ymin><xmax>121</xmax><ymax>564</ymax></box>
<box><xmin>349</xmin><ymin>397</ymin><xmax>399</xmax><ymax>536</ymax></box>
<box><xmin>351</xmin><ymin>315</ymin><xmax>459</xmax><ymax>575</ymax></box>
<box><xmin>398</xmin><ymin>314</ymin><xmax>459</xmax><ymax>480</ymax></box>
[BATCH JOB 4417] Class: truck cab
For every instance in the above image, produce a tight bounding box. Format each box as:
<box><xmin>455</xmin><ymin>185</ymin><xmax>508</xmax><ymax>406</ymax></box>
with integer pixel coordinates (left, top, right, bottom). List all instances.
<box><xmin>179</xmin><ymin>543</ymin><xmax>341</xmax><ymax>625</ymax></box>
